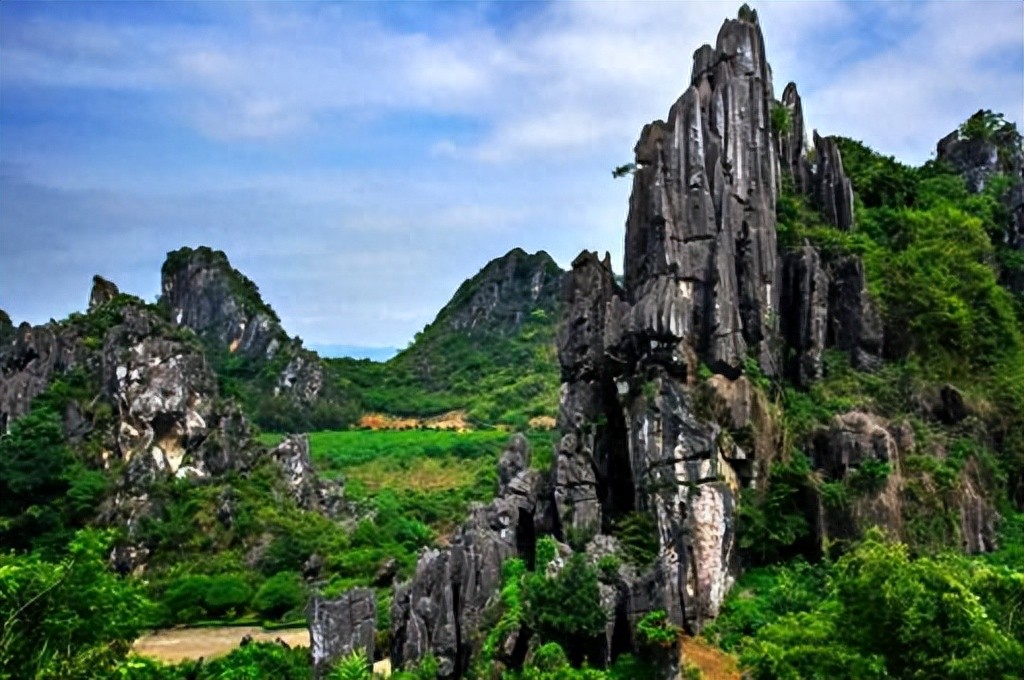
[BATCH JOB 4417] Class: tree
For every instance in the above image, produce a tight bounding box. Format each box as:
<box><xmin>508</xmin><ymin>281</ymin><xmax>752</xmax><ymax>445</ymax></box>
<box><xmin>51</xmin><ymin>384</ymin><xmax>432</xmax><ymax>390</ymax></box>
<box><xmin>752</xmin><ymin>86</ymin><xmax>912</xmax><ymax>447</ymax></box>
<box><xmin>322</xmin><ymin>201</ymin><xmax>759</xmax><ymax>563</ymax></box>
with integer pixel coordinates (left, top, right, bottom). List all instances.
<box><xmin>252</xmin><ymin>572</ymin><xmax>306</xmax><ymax>620</ymax></box>
<box><xmin>0</xmin><ymin>530</ymin><xmax>153</xmax><ymax>679</ymax></box>
<box><xmin>523</xmin><ymin>554</ymin><xmax>607</xmax><ymax>664</ymax></box>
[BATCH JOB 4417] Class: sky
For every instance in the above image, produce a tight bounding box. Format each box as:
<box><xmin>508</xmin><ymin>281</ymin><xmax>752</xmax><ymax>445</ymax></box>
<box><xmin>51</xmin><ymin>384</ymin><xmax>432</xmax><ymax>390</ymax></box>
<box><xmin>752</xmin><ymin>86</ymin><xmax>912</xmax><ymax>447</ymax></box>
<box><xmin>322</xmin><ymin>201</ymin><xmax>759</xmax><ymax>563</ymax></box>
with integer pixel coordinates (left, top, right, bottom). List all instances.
<box><xmin>2</xmin><ymin>1</ymin><xmax>1021</xmax><ymax>355</ymax></box>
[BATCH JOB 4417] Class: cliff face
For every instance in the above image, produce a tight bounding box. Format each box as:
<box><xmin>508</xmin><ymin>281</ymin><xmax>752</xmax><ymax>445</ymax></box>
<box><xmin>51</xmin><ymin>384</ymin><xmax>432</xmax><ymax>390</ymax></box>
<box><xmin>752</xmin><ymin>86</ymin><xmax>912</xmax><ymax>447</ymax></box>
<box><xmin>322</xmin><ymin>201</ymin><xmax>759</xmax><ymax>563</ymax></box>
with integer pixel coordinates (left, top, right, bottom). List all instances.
<box><xmin>161</xmin><ymin>246</ymin><xmax>286</xmax><ymax>360</ymax></box>
<box><xmin>159</xmin><ymin>247</ymin><xmax>342</xmax><ymax>429</ymax></box>
<box><xmin>625</xmin><ymin>16</ymin><xmax>780</xmax><ymax>377</ymax></box>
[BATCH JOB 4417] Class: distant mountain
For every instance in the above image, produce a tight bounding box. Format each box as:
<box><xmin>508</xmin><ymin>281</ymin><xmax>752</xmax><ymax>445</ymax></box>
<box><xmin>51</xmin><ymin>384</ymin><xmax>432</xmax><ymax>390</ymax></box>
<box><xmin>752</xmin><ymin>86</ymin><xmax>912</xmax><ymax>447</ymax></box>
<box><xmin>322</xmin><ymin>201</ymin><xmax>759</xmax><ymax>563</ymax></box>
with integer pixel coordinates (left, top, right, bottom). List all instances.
<box><xmin>328</xmin><ymin>247</ymin><xmax>565</xmax><ymax>428</ymax></box>
<box><xmin>309</xmin><ymin>344</ymin><xmax>399</xmax><ymax>361</ymax></box>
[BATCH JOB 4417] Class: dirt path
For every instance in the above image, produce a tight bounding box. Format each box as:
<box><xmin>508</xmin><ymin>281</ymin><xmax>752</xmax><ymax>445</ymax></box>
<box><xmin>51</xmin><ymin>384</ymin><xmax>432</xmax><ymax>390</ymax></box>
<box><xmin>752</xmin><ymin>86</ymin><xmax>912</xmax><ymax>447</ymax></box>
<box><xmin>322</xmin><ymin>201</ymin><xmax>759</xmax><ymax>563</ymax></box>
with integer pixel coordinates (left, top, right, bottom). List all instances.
<box><xmin>133</xmin><ymin>626</ymin><xmax>308</xmax><ymax>664</ymax></box>
<box><xmin>680</xmin><ymin>635</ymin><xmax>741</xmax><ymax>680</ymax></box>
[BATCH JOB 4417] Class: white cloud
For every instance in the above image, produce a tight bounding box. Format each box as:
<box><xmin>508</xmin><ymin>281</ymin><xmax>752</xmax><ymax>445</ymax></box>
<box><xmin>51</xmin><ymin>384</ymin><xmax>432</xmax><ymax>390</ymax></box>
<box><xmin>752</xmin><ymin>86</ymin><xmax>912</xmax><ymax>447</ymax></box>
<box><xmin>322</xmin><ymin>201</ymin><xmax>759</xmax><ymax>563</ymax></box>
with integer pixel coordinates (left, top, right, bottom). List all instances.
<box><xmin>3</xmin><ymin>1</ymin><xmax>1022</xmax><ymax>346</ymax></box>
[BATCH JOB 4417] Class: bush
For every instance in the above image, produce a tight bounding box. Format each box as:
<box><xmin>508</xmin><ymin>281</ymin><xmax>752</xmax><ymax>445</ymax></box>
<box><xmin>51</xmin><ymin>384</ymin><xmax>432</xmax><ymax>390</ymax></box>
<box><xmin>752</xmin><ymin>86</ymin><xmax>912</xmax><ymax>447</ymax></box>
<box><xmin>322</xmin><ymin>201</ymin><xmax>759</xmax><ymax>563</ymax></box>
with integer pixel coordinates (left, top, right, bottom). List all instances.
<box><xmin>523</xmin><ymin>554</ymin><xmax>607</xmax><ymax>664</ymax></box>
<box><xmin>252</xmin><ymin>571</ymin><xmax>307</xmax><ymax>621</ymax></box>
<box><xmin>203</xmin><ymin>574</ymin><xmax>254</xmax><ymax>618</ymax></box>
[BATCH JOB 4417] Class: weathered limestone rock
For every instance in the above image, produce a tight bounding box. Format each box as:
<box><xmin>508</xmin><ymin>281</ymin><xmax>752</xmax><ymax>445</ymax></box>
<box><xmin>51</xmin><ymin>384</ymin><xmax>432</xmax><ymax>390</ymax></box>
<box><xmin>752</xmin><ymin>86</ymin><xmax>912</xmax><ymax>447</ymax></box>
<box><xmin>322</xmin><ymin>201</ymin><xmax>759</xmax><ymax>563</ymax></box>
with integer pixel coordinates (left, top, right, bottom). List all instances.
<box><xmin>102</xmin><ymin>306</ymin><xmax>219</xmax><ymax>476</ymax></box>
<box><xmin>624</xmin><ymin>14</ymin><xmax>780</xmax><ymax>376</ymax></box>
<box><xmin>160</xmin><ymin>246</ymin><xmax>285</xmax><ymax>360</ymax></box>
<box><xmin>89</xmin><ymin>275</ymin><xmax>120</xmax><ymax>311</ymax></box>
<box><xmin>554</xmin><ymin>252</ymin><xmax>627</xmax><ymax>539</ymax></box>
<box><xmin>309</xmin><ymin>588</ymin><xmax>377</xmax><ymax>679</ymax></box>
<box><xmin>498</xmin><ymin>432</ymin><xmax>531</xmax><ymax>494</ymax></box>
<box><xmin>778</xmin><ymin>82</ymin><xmax>810</xmax><ymax>194</ymax></box>
<box><xmin>810</xmin><ymin>411</ymin><xmax>904</xmax><ymax>544</ymax></box>
<box><xmin>271</xmin><ymin>435</ymin><xmax>346</xmax><ymax>517</ymax></box>
<box><xmin>811</xmin><ymin>132</ymin><xmax>855</xmax><ymax>232</ymax></box>
<box><xmin>827</xmin><ymin>256</ymin><xmax>883</xmax><ymax>370</ymax></box>
<box><xmin>621</xmin><ymin>372</ymin><xmax>737</xmax><ymax>630</ymax></box>
<box><xmin>439</xmin><ymin>248</ymin><xmax>563</xmax><ymax>337</ymax></box>
<box><xmin>813</xmin><ymin>411</ymin><xmax>898</xmax><ymax>478</ymax></box>
<box><xmin>781</xmin><ymin>245</ymin><xmax>829</xmax><ymax>385</ymax></box>
<box><xmin>388</xmin><ymin>436</ymin><xmax>545</xmax><ymax>677</ymax></box>
<box><xmin>0</xmin><ymin>321</ymin><xmax>82</xmax><ymax>433</ymax></box>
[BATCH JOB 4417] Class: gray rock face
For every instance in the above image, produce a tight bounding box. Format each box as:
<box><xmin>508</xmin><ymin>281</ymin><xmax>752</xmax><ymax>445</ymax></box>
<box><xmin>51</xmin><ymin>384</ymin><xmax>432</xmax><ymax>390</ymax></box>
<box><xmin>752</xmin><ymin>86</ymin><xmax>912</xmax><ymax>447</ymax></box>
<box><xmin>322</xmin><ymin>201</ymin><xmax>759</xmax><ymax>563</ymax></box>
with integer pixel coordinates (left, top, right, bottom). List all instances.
<box><xmin>309</xmin><ymin>588</ymin><xmax>377</xmax><ymax>679</ymax></box>
<box><xmin>625</xmin><ymin>15</ymin><xmax>780</xmax><ymax>376</ymax></box>
<box><xmin>775</xmin><ymin>82</ymin><xmax>856</xmax><ymax>232</ymax></box>
<box><xmin>778</xmin><ymin>82</ymin><xmax>810</xmax><ymax>194</ymax></box>
<box><xmin>160</xmin><ymin>246</ymin><xmax>285</xmax><ymax>360</ymax></box>
<box><xmin>270</xmin><ymin>435</ymin><xmax>346</xmax><ymax>517</ymax></box>
<box><xmin>89</xmin><ymin>275</ymin><xmax>120</xmax><ymax>311</ymax></box>
<box><xmin>0</xmin><ymin>321</ymin><xmax>83</xmax><ymax>433</ymax></box>
<box><xmin>498</xmin><ymin>432</ymin><xmax>531</xmax><ymax>493</ymax></box>
<box><xmin>102</xmin><ymin>305</ymin><xmax>221</xmax><ymax>477</ymax></box>
<box><xmin>388</xmin><ymin>437</ymin><xmax>546</xmax><ymax>677</ymax></box>
<box><xmin>781</xmin><ymin>246</ymin><xmax>829</xmax><ymax>386</ymax></box>
<box><xmin>811</xmin><ymin>132</ymin><xmax>856</xmax><ymax>232</ymax></box>
<box><xmin>827</xmin><ymin>256</ymin><xmax>883</xmax><ymax>370</ymax></box>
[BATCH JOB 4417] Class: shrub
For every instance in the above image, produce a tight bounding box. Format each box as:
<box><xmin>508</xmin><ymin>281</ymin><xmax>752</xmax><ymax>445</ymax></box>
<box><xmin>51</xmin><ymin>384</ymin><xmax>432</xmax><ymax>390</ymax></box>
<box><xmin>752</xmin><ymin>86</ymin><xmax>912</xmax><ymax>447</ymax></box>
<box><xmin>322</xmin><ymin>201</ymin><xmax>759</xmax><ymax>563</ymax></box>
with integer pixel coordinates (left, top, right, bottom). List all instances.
<box><xmin>202</xmin><ymin>574</ymin><xmax>253</xmax><ymax>619</ymax></box>
<box><xmin>252</xmin><ymin>571</ymin><xmax>307</xmax><ymax>620</ymax></box>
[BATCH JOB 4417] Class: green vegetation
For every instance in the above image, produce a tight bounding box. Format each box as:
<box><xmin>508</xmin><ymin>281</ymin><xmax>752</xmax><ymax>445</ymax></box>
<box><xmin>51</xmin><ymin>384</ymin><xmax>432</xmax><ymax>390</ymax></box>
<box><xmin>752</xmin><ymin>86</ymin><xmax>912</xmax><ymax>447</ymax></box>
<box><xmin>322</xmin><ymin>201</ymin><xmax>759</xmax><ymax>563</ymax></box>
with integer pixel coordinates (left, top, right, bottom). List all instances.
<box><xmin>707</xmin><ymin>528</ymin><xmax>1024</xmax><ymax>679</ymax></box>
<box><xmin>327</xmin><ymin>253</ymin><xmax>562</xmax><ymax>430</ymax></box>
<box><xmin>0</xmin><ymin>530</ymin><xmax>152</xmax><ymax>679</ymax></box>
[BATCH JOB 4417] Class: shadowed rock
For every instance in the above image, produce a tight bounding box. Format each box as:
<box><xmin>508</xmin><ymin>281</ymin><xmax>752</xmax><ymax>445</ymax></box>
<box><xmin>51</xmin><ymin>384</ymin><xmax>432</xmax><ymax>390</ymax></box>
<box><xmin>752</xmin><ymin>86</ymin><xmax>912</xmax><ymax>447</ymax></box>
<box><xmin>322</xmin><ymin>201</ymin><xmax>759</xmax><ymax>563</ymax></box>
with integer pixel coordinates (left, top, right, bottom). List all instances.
<box><xmin>309</xmin><ymin>588</ymin><xmax>376</xmax><ymax>679</ymax></box>
<box><xmin>89</xmin><ymin>275</ymin><xmax>120</xmax><ymax>311</ymax></box>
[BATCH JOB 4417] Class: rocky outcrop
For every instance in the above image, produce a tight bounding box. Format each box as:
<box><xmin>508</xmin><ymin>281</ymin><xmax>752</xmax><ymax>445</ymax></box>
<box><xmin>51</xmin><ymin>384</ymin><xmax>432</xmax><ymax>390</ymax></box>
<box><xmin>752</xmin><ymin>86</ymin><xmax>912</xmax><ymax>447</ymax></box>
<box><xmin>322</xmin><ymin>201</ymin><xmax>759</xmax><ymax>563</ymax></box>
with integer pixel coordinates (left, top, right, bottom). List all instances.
<box><xmin>160</xmin><ymin>246</ymin><xmax>286</xmax><ymax>360</ymax></box>
<box><xmin>775</xmin><ymin>82</ymin><xmax>856</xmax><ymax>232</ymax></box>
<box><xmin>0</xmin><ymin>321</ymin><xmax>82</xmax><ymax>433</ymax></box>
<box><xmin>89</xmin><ymin>275</ymin><xmax>120</xmax><ymax>311</ymax></box>
<box><xmin>778</xmin><ymin>82</ymin><xmax>810</xmax><ymax>194</ymax></box>
<box><xmin>159</xmin><ymin>247</ymin><xmax>335</xmax><ymax>415</ymax></box>
<box><xmin>625</xmin><ymin>14</ymin><xmax>780</xmax><ymax>376</ymax></box>
<box><xmin>386</xmin><ymin>436</ymin><xmax>550</xmax><ymax>677</ymax></box>
<box><xmin>1</xmin><ymin>281</ymin><xmax>346</xmax><ymax>573</ymax></box>
<box><xmin>271</xmin><ymin>435</ymin><xmax>346</xmax><ymax>517</ymax></box>
<box><xmin>827</xmin><ymin>256</ymin><xmax>883</xmax><ymax>370</ymax></box>
<box><xmin>309</xmin><ymin>588</ymin><xmax>377</xmax><ymax>679</ymax></box>
<box><xmin>781</xmin><ymin>246</ymin><xmax>829</xmax><ymax>386</ymax></box>
<box><xmin>811</xmin><ymin>132</ymin><xmax>856</xmax><ymax>232</ymax></box>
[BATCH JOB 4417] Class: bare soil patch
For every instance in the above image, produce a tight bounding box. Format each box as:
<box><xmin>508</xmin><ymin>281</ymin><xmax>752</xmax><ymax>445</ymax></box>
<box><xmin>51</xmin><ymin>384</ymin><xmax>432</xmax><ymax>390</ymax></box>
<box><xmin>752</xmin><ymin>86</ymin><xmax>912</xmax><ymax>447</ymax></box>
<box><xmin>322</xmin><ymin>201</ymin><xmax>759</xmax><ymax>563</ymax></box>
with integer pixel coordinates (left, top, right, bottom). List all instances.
<box><xmin>133</xmin><ymin>626</ymin><xmax>308</xmax><ymax>664</ymax></box>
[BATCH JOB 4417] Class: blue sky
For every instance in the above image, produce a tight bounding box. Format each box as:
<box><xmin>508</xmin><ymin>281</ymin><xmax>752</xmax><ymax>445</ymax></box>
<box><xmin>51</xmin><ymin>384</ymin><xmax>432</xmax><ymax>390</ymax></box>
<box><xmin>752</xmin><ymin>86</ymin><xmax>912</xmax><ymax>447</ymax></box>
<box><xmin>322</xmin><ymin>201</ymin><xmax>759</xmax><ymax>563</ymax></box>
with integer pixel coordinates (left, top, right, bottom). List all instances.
<box><xmin>2</xmin><ymin>1</ymin><xmax>1021</xmax><ymax>353</ymax></box>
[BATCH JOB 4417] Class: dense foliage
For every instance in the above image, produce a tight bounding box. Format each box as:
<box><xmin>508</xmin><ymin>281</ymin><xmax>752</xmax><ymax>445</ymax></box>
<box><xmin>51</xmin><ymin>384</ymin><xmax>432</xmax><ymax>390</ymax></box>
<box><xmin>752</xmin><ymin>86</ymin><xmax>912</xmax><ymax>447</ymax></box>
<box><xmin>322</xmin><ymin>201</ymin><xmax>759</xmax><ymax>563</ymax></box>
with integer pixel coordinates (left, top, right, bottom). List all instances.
<box><xmin>0</xmin><ymin>531</ymin><xmax>152</xmax><ymax>679</ymax></box>
<box><xmin>707</xmin><ymin>527</ymin><xmax>1024</xmax><ymax>679</ymax></box>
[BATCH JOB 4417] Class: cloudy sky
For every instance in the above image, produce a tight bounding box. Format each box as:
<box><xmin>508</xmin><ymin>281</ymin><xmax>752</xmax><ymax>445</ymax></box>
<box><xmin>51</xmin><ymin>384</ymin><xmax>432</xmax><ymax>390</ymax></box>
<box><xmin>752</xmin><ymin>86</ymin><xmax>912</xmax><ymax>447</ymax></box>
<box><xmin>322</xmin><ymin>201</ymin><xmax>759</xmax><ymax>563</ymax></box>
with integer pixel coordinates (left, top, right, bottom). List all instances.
<box><xmin>2</xmin><ymin>1</ymin><xmax>1021</xmax><ymax>355</ymax></box>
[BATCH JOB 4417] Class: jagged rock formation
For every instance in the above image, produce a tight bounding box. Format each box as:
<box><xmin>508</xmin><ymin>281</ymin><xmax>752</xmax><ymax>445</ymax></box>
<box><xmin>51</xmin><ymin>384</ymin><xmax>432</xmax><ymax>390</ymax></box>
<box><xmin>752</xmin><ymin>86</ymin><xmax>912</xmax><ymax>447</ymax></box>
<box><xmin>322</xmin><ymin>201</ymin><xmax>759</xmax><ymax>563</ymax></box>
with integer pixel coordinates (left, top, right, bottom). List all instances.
<box><xmin>778</xmin><ymin>83</ymin><xmax>809</xmax><ymax>195</ymax></box>
<box><xmin>389</xmin><ymin>436</ymin><xmax>552</xmax><ymax>677</ymax></box>
<box><xmin>811</xmin><ymin>132</ymin><xmax>856</xmax><ymax>232</ymax></box>
<box><xmin>160</xmin><ymin>246</ymin><xmax>328</xmax><ymax>411</ymax></box>
<box><xmin>777</xmin><ymin>83</ymin><xmax>856</xmax><ymax>232</ymax></box>
<box><xmin>161</xmin><ymin>246</ymin><xmax>286</xmax><ymax>360</ymax></box>
<box><xmin>0</xmin><ymin>281</ymin><xmax>346</xmax><ymax>573</ymax></box>
<box><xmin>309</xmin><ymin>589</ymin><xmax>377</xmax><ymax>679</ymax></box>
<box><xmin>625</xmin><ymin>14</ymin><xmax>780</xmax><ymax>377</ymax></box>
<box><xmin>271</xmin><ymin>435</ymin><xmax>346</xmax><ymax>517</ymax></box>
<box><xmin>89</xmin><ymin>275</ymin><xmax>120</xmax><ymax>311</ymax></box>
<box><xmin>313</xmin><ymin>9</ymin><xmax>1010</xmax><ymax>677</ymax></box>
<box><xmin>0</xmin><ymin>321</ymin><xmax>84</xmax><ymax>433</ymax></box>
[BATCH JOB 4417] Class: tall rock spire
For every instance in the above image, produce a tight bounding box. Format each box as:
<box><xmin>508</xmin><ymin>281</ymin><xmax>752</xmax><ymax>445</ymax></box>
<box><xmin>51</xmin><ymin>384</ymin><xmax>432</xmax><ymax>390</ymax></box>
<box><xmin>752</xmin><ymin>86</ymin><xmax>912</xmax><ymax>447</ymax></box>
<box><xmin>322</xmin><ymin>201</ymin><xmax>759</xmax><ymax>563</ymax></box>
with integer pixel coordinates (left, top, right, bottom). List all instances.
<box><xmin>624</xmin><ymin>12</ymin><xmax>781</xmax><ymax>377</ymax></box>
